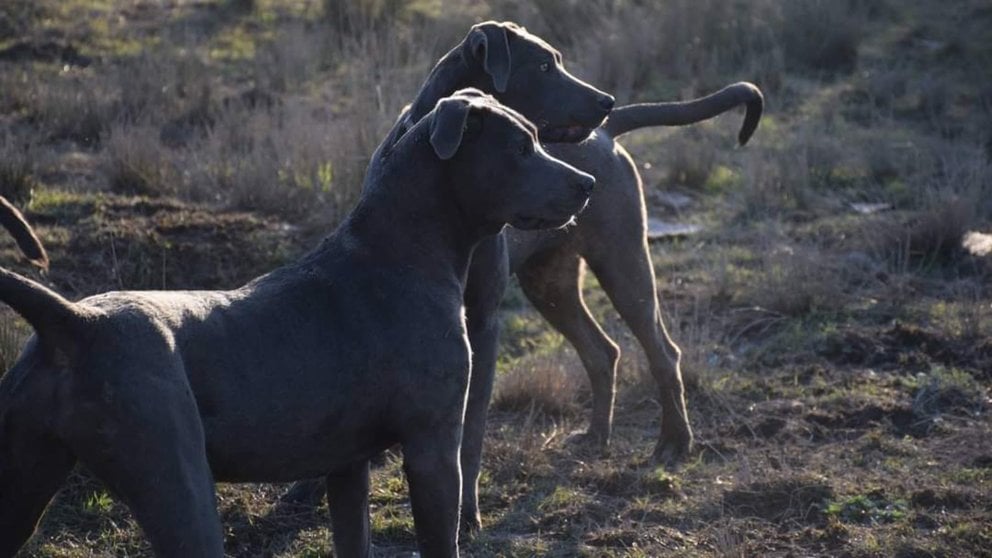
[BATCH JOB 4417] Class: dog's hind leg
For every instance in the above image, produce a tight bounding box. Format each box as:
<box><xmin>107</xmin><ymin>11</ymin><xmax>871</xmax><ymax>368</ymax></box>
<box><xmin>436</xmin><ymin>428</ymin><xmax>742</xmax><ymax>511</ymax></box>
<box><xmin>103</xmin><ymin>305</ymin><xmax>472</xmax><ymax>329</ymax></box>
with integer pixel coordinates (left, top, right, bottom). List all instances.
<box><xmin>583</xmin><ymin>233</ymin><xmax>693</xmax><ymax>467</ymax></box>
<box><xmin>70</xmin><ymin>362</ymin><xmax>224</xmax><ymax>557</ymax></box>
<box><xmin>0</xmin><ymin>429</ymin><xmax>75</xmax><ymax>556</ymax></box>
<box><xmin>460</xmin><ymin>234</ymin><xmax>508</xmax><ymax>534</ymax></box>
<box><xmin>517</xmin><ymin>248</ymin><xmax>620</xmax><ymax>447</ymax></box>
<box><xmin>326</xmin><ymin>461</ymin><xmax>371</xmax><ymax>557</ymax></box>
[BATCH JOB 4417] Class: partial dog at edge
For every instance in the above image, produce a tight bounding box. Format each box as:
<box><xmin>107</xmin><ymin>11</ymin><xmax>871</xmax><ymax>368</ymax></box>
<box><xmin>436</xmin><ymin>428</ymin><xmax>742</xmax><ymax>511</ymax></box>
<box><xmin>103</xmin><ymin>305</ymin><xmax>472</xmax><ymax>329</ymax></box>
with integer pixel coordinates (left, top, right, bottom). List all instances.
<box><xmin>0</xmin><ymin>196</ymin><xmax>48</xmax><ymax>271</ymax></box>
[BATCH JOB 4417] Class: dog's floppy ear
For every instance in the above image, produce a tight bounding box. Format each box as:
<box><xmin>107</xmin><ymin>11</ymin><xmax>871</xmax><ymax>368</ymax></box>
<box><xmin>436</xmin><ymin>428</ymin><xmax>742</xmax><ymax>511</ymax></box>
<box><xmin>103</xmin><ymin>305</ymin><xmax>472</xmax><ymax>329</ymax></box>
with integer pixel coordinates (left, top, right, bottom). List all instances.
<box><xmin>468</xmin><ymin>23</ymin><xmax>511</xmax><ymax>93</ymax></box>
<box><xmin>430</xmin><ymin>98</ymin><xmax>472</xmax><ymax>160</ymax></box>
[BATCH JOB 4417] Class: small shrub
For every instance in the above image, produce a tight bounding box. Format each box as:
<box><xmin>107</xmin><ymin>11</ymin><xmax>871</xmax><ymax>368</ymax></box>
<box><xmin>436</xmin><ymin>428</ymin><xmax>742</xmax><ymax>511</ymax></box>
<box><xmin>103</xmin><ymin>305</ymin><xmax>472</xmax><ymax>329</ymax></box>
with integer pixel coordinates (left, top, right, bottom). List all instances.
<box><xmin>0</xmin><ymin>135</ymin><xmax>36</xmax><ymax>203</ymax></box>
<box><xmin>27</xmin><ymin>74</ymin><xmax>108</xmax><ymax>146</ymax></box>
<box><xmin>103</xmin><ymin>123</ymin><xmax>180</xmax><ymax>197</ymax></box>
<box><xmin>825</xmin><ymin>492</ymin><xmax>908</xmax><ymax>525</ymax></box>
<box><xmin>84</xmin><ymin>491</ymin><xmax>115</xmax><ymax>515</ymax></box>
<box><xmin>537</xmin><ymin>484</ymin><xmax>590</xmax><ymax>513</ymax></box>
<box><xmin>252</xmin><ymin>23</ymin><xmax>329</xmax><ymax>93</ymax></box>
<box><xmin>911</xmin><ymin>367</ymin><xmax>986</xmax><ymax>419</ymax></box>
<box><xmin>860</xmin><ymin>134</ymin><xmax>919</xmax><ymax>186</ymax></box>
<box><xmin>723</xmin><ymin>475</ymin><xmax>834</xmax><ymax>523</ymax></box>
<box><xmin>0</xmin><ymin>0</ymin><xmax>46</xmax><ymax>40</ymax></box>
<box><xmin>493</xmin><ymin>350</ymin><xmax>584</xmax><ymax>418</ymax></box>
<box><xmin>779</xmin><ymin>0</ymin><xmax>865</xmax><ymax>74</ymax></box>
<box><xmin>666</xmin><ymin>130</ymin><xmax>718</xmax><ymax>190</ymax></box>
<box><xmin>323</xmin><ymin>0</ymin><xmax>411</xmax><ymax>34</ymax></box>
<box><xmin>743</xmin><ymin>243</ymin><xmax>845</xmax><ymax>317</ymax></box>
<box><xmin>0</xmin><ymin>313</ymin><xmax>30</xmax><ymax>374</ymax></box>
<box><xmin>906</xmin><ymin>194</ymin><xmax>976</xmax><ymax>264</ymax></box>
<box><xmin>194</xmin><ymin>100</ymin><xmax>345</xmax><ymax>219</ymax></box>
<box><xmin>867</xmin><ymin>148</ymin><xmax>991</xmax><ymax>270</ymax></box>
<box><xmin>737</xmin><ymin>147</ymin><xmax>816</xmax><ymax>218</ymax></box>
<box><xmin>224</xmin><ymin>0</ymin><xmax>255</xmax><ymax>13</ymax></box>
<box><xmin>110</xmin><ymin>47</ymin><xmax>216</xmax><ymax>133</ymax></box>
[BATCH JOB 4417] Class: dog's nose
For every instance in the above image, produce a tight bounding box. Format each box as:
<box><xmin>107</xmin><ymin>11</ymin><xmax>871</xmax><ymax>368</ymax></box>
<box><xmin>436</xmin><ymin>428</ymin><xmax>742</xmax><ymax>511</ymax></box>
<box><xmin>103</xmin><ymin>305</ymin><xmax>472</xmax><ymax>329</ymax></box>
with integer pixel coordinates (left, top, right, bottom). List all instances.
<box><xmin>574</xmin><ymin>174</ymin><xmax>595</xmax><ymax>195</ymax></box>
<box><xmin>598</xmin><ymin>94</ymin><xmax>615</xmax><ymax>112</ymax></box>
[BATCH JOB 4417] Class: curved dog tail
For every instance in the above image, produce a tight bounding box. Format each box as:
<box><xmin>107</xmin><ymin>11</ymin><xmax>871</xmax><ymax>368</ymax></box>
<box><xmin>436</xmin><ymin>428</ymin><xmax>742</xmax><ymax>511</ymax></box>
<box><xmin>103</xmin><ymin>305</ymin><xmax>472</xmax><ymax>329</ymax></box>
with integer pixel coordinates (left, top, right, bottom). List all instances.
<box><xmin>0</xmin><ymin>197</ymin><xmax>88</xmax><ymax>355</ymax></box>
<box><xmin>0</xmin><ymin>267</ymin><xmax>89</xmax><ymax>357</ymax></box>
<box><xmin>0</xmin><ymin>195</ymin><xmax>48</xmax><ymax>270</ymax></box>
<box><xmin>602</xmin><ymin>82</ymin><xmax>764</xmax><ymax>145</ymax></box>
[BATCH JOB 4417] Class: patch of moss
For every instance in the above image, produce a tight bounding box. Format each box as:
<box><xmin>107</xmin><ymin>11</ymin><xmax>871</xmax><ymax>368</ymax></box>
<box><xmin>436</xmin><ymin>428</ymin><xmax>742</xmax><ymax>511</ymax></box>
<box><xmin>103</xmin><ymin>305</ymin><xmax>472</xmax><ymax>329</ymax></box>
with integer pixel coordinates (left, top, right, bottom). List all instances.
<box><xmin>825</xmin><ymin>492</ymin><xmax>908</xmax><ymax>524</ymax></box>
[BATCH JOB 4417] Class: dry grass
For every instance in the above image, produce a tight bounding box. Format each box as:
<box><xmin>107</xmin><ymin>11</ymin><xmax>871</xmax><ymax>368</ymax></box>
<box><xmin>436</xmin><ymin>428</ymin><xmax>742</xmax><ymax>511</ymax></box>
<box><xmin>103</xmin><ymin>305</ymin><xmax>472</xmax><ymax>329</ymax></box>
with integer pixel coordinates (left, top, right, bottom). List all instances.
<box><xmin>493</xmin><ymin>348</ymin><xmax>586</xmax><ymax>418</ymax></box>
<box><xmin>858</xmin><ymin>146</ymin><xmax>992</xmax><ymax>272</ymax></box>
<box><xmin>103</xmin><ymin>121</ymin><xmax>182</xmax><ymax>197</ymax></box>
<box><xmin>3</xmin><ymin>0</ymin><xmax>992</xmax><ymax>556</ymax></box>
<box><xmin>779</xmin><ymin>0</ymin><xmax>867</xmax><ymax>74</ymax></box>
<box><xmin>0</xmin><ymin>0</ymin><xmax>910</xmax><ymax>222</ymax></box>
<box><xmin>743</xmin><ymin>243</ymin><xmax>848</xmax><ymax>318</ymax></box>
<box><xmin>0</xmin><ymin>133</ymin><xmax>38</xmax><ymax>203</ymax></box>
<box><xmin>191</xmin><ymin>100</ymin><xmax>347</xmax><ymax>219</ymax></box>
<box><xmin>489</xmin><ymin>0</ymin><xmax>868</xmax><ymax>103</ymax></box>
<box><xmin>664</xmin><ymin>128</ymin><xmax>720</xmax><ymax>191</ymax></box>
<box><xmin>23</xmin><ymin>73</ymin><xmax>108</xmax><ymax>146</ymax></box>
<box><xmin>0</xmin><ymin>312</ymin><xmax>30</xmax><ymax>372</ymax></box>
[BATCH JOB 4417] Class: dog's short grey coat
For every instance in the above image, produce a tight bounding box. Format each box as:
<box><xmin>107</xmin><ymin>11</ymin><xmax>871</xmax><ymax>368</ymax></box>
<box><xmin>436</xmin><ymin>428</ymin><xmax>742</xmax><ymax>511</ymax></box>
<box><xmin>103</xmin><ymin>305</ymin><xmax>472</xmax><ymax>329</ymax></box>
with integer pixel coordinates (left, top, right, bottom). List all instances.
<box><xmin>0</xmin><ymin>90</ymin><xmax>595</xmax><ymax>558</ymax></box>
<box><xmin>285</xmin><ymin>21</ymin><xmax>763</xmax><ymax>532</ymax></box>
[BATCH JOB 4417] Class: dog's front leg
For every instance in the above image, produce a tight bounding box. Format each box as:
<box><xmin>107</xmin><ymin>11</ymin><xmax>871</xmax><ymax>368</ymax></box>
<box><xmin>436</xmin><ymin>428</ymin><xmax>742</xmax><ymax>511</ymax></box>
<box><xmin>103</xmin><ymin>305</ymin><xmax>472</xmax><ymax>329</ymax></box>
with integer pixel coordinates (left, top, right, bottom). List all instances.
<box><xmin>326</xmin><ymin>461</ymin><xmax>371</xmax><ymax>557</ymax></box>
<box><xmin>459</xmin><ymin>234</ymin><xmax>509</xmax><ymax>534</ymax></box>
<box><xmin>403</xmin><ymin>431</ymin><xmax>462</xmax><ymax>558</ymax></box>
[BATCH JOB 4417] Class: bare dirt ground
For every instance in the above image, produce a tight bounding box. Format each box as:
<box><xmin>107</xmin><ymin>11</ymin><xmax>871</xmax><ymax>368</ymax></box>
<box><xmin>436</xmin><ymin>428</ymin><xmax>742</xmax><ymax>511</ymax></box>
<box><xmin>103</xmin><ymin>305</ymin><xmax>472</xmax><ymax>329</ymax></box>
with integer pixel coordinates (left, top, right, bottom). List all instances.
<box><xmin>1</xmin><ymin>0</ymin><xmax>990</xmax><ymax>556</ymax></box>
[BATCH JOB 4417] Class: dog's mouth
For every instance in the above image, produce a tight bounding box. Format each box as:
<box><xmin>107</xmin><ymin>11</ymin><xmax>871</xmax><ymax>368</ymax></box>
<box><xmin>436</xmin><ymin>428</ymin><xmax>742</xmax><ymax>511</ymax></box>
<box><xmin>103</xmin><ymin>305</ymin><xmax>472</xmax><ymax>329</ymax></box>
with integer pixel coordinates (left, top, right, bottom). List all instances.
<box><xmin>511</xmin><ymin>215</ymin><xmax>574</xmax><ymax>231</ymax></box>
<box><xmin>538</xmin><ymin>122</ymin><xmax>595</xmax><ymax>144</ymax></box>
<box><xmin>511</xmin><ymin>200</ymin><xmax>588</xmax><ymax>231</ymax></box>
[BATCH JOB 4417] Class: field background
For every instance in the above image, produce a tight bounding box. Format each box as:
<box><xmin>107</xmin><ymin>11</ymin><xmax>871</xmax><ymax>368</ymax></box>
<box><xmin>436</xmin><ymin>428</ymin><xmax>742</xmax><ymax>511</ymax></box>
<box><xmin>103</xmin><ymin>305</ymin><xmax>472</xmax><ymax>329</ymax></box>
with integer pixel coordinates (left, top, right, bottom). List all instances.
<box><xmin>1</xmin><ymin>0</ymin><xmax>990</xmax><ymax>556</ymax></box>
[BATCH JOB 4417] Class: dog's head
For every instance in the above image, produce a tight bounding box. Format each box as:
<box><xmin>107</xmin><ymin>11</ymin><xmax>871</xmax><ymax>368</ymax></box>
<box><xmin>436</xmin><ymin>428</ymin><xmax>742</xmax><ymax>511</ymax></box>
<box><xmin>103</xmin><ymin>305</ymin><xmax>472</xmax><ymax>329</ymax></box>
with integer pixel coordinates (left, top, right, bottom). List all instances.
<box><xmin>461</xmin><ymin>21</ymin><xmax>613</xmax><ymax>143</ymax></box>
<box><xmin>424</xmin><ymin>89</ymin><xmax>594</xmax><ymax>233</ymax></box>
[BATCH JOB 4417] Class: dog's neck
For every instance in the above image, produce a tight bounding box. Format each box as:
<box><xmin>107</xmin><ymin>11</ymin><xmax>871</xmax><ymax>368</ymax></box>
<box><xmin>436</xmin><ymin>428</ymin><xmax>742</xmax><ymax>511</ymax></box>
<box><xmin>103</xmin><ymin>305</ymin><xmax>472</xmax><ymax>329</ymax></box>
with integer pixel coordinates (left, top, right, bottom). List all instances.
<box><xmin>319</xmin><ymin>135</ymin><xmax>483</xmax><ymax>289</ymax></box>
<box><xmin>407</xmin><ymin>47</ymin><xmax>485</xmax><ymax>125</ymax></box>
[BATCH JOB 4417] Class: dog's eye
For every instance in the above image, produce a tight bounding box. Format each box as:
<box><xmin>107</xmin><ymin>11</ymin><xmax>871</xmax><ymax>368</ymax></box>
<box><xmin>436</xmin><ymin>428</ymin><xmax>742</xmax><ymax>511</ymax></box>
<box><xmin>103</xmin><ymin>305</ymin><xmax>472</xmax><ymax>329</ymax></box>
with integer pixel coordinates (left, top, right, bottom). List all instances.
<box><xmin>517</xmin><ymin>142</ymin><xmax>530</xmax><ymax>156</ymax></box>
<box><xmin>539</xmin><ymin>62</ymin><xmax>550</xmax><ymax>72</ymax></box>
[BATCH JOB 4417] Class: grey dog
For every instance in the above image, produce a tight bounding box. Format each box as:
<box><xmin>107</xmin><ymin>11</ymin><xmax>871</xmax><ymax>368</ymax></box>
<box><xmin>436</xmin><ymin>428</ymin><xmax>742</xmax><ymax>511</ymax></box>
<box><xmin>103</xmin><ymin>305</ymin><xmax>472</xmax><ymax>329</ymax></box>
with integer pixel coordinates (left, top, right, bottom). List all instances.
<box><xmin>0</xmin><ymin>89</ymin><xmax>595</xmax><ymax>557</ymax></box>
<box><xmin>285</xmin><ymin>21</ymin><xmax>762</xmax><ymax>532</ymax></box>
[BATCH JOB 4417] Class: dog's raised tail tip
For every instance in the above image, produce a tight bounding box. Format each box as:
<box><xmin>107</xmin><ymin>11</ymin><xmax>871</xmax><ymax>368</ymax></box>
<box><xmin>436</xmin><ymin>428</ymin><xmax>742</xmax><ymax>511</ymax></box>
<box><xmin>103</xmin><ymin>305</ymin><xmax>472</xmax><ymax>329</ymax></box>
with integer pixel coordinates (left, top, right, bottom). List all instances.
<box><xmin>735</xmin><ymin>82</ymin><xmax>764</xmax><ymax>146</ymax></box>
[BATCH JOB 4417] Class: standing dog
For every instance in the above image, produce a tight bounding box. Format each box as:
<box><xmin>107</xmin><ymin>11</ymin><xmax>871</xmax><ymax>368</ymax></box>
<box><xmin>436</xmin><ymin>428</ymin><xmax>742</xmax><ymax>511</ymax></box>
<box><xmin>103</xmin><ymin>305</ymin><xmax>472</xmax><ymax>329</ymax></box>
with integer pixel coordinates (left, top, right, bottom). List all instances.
<box><xmin>285</xmin><ymin>21</ymin><xmax>762</xmax><ymax>533</ymax></box>
<box><xmin>0</xmin><ymin>90</ymin><xmax>595</xmax><ymax>557</ymax></box>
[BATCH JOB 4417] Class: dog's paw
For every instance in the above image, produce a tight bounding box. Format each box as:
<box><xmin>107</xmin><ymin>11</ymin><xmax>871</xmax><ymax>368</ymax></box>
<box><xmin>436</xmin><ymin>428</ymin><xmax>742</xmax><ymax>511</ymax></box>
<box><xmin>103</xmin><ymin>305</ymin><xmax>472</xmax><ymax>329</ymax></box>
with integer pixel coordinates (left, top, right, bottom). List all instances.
<box><xmin>460</xmin><ymin>508</ymin><xmax>482</xmax><ymax>536</ymax></box>
<box><xmin>651</xmin><ymin>435</ymin><xmax>692</xmax><ymax>470</ymax></box>
<box><xmin>564</xmin><ymin>429</ymin><xmax>610</xmax><ymax>457</ymax></box>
